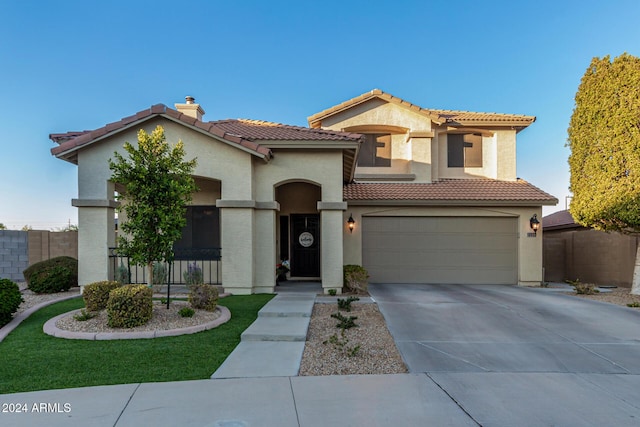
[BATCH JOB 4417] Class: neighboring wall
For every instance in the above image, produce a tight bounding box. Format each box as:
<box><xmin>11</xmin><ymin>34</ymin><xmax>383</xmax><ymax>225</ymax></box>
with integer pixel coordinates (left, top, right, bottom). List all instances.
<box><xmin>544</xmin><ymin>228</ymin><xmax>638</xmax><ymax>286</ymax></box>
<box><xmin>0</xmin><ymin>231</ymin><xmax>28</xmax><ymax>282</ymax></box>
<box><xmin>0</xmin><ymin>230</ymin><xmax>78</xmax><ymax>282</ymax></box>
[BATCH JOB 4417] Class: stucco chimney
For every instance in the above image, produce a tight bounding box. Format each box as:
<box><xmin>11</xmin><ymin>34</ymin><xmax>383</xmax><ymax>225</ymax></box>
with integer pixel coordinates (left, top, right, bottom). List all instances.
<box><xmin>175</xmin><ymin>96</ymin><xmax>205</xmax><ymax>121</ymax></box>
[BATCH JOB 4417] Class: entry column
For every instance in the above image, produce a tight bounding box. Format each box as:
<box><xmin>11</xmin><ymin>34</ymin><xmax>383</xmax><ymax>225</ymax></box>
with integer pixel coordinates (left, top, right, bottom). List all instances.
<box><xmin>318</xmin><ymin>202</ymin><xmax>347</xmax><ymax>293</ymax></box>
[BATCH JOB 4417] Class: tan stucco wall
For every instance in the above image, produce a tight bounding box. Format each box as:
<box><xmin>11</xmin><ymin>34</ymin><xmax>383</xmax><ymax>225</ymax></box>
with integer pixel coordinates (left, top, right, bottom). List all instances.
<box><xmin>343</xmin><ymin>205</ymin><xmax>544</xmax><ymax>286</ymax></box>
<box><xmin>318</xmin><ymin>99</ymin><xmax>519</xmax><ymax>183</ymax></box>
<box><xmin>544</xmin><ymin>229</ymin><xmax>638</xmax><ymax>286</ymax></box>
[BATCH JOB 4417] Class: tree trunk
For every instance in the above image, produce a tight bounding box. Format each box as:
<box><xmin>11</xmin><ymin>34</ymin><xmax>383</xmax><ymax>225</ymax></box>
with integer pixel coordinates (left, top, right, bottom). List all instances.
<box><xmin>147</xmin><ymin>262</ymin><xmax>154</xmax><ymax>288</ymax></box>
<box><xmin>632</xmin><ymin>242</ymin><xmax>640</xmax><ymax>295</ymax></box>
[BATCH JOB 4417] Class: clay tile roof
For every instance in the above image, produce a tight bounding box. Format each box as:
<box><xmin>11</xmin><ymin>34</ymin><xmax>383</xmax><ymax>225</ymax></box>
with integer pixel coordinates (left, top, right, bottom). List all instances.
<box><xmin>344</xmin><ymin>179</ymin><xmax>558</xmax><ymax>205</ymax></box>
<box><xmin>211</xmin><ymin>119</ymin><xmax>362</xmax><ymax>141</ymax></box>
<box><xmin>542</xmin><ymin>210</ymin><xmax>580</xmax><ymax>230</ymax></box>
<box><xmin>51</xmin><ymin>105</ymin><xmax>364</xmax><ymax>165</ymax></box>
<box><xmin>50</xmin><ymin>104</ymin><xmax>274</xmax><ymax>163</ymax></box>
<box><xmin>308</xmin><ymin>88</ymin><xmax>535</xmax><ymax>128</ymax></box>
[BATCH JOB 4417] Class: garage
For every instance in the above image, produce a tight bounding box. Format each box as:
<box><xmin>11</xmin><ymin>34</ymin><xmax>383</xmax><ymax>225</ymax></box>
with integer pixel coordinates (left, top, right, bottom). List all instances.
<box><xmin>362</xmin><ymin>216</ymin><xmax>518</xmax><ymax>284</ymax></box>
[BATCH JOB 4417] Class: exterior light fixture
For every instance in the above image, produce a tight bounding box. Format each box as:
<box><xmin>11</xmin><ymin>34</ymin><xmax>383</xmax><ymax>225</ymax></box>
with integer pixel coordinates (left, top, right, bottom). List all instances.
<box><xmin>347</xmin><ymin>214</ymin><xmax>356</xmax><ymax>233</ymax></box>
<box><xmin>529</xmin><ymin>214</ymin><xmax>540</xmax><ymax>235</ymax></box>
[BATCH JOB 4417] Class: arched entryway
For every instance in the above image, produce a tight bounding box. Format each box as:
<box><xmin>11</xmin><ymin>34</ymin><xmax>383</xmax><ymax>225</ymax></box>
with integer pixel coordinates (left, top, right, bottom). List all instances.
<box><xmin>275</xmin><ymin>181</ymin><xmax>321</xmax><ymax>279</ymax></box>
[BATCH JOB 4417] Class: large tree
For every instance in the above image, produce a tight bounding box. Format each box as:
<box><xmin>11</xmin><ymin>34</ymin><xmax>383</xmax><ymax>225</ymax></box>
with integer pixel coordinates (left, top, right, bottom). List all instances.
<box><xmin>109</xmin><ymin>125</ymin><xmax>197</xmax><ymax>287</ymax></box>
<box><xmin>567</xmin><ymin>53</ymin><xmax>640</xmax><ymax>293</ymax></box>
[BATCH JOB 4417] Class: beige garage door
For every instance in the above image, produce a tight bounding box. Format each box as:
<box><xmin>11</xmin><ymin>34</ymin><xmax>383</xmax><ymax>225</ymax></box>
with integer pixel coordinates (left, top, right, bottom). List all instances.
<box><xmin>362</xmin><ymin>217</ymin><xmax>518</xmax><ymax>284</ymax></box>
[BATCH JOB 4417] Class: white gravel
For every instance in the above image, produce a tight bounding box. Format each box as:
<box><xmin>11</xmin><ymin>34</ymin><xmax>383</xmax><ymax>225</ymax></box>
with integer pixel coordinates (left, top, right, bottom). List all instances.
<box><xmin>299</xmin><ymin>303</ymin><xmax>407</xmax><ymax>376</ymax></box>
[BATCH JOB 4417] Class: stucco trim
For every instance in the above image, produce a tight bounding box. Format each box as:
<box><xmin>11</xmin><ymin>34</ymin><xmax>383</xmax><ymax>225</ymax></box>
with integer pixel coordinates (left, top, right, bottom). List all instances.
<box><xmin>255</xmin><ymin>201</ymin><xmax>280</xmax><ymax>210</ymax></box>
<box><xmin>215</xmin><ymin>200</ymin><xmax>256</xmax><ymax>208</ymax></box>
<box><xmin>354</xmin><ymin>173</ymin><xmax>416</xmax><ymax>181</ymax></box>
<box><xmin>72</xmin><ymin>199</ymin><xmax>119</xmax><ymax>208</ymax></box>
<box><xmin>317</xmin><ymin>202</ymin><xmax>348</xmax><ymax>211</ymax></box>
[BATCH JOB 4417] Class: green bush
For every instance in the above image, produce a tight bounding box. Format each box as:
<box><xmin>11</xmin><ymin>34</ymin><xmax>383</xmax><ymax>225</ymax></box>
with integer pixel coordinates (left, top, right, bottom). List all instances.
<box><xmin>189</xmin><ymin>284</ymin><xmax>219</xmax><ymax>312</ymax></box>
<box><xmin>107</xmin><ymin>285</ymin><xmax>153</xmax><ymax>328</ymax></box>
<box><xmin>178</xmin><ymin>307</ymin><xmax>195</xmax><ymax>318</ymax></box>
<box><xmin>343</xmin><ymin>265</ymin><xmax>369</xmax><ymax>294</ymax></box>
<box><xmin>22</xmin><ymin>256</ymin><xmax>78</xmax><ymax>286</ymax></box>
<box><xmin>83</xmin><ymin>281</ymin><xmax>121</xmax><ymax>311</ymax></box>
<box><xmin>28</xmin><ymin>266</ymin><xmax>73</xmax><ymax>294</ymax></box>
<box><xmin>23</xmin><ymin>256</ymin><xmax>77</xmax><ymax>293</ymax></box>
<box><xmin>0</xmin><ymin>278</ymin><xmax>23</xmax><ymax>327</ymax></box>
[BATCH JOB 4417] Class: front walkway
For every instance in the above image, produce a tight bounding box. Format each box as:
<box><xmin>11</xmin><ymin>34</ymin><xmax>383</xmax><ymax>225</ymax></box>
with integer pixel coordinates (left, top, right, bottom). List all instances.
<box><xmin>211</xmin><ymin>282</ymin><xmax>319</xmax><ymax>378</ymax></box>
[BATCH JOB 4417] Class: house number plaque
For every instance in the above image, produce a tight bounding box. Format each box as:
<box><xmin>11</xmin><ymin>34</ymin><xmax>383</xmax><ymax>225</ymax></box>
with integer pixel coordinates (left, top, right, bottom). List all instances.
<box><xmin>298</xmin><ymin>232</ymin><xmax>314</xmax><ymax>247</ymax></box>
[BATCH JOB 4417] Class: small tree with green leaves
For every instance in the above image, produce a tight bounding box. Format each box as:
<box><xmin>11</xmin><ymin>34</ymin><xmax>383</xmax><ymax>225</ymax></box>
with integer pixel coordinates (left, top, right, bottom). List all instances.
<box><xmin>109</xmin><ymin>125</ymin><xmax>197</xmax><ymax>287</ymax></box>
<box><xmin>0</xmin><ymin>223</ymin><xmax>6</xmax><ymax>230</ymax></box>
<box><xmin>567</xmin><ymin>53</ymin><xmax>640</xmax><ymax>293</ymax></box>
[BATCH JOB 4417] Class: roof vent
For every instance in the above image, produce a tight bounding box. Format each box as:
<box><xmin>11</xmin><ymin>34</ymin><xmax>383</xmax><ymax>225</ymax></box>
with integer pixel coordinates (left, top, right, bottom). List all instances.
<box><xmin>175</xmin><ymin>95</ymin><xmax>205</xmax><ymax>120</ymax></box>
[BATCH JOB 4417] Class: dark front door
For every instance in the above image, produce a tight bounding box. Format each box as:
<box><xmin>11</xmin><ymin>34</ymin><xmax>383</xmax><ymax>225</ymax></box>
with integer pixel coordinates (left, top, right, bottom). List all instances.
<box><xmin>290</xmin><ymin>214</ymin><xmax>320</xmax><ymax>277</ymax></box>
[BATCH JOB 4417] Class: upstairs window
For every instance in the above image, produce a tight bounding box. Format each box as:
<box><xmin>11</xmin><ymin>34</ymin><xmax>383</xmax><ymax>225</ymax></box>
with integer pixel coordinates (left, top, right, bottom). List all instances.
<box><xmin>357</xmin><ymin>133</ymin><xmax>391</xmax><ymax>167</ymax></box>
<box><xmin>447</xmin><ymin>134</ymin><xmax>483</xmax><ymax>167</ymax></box>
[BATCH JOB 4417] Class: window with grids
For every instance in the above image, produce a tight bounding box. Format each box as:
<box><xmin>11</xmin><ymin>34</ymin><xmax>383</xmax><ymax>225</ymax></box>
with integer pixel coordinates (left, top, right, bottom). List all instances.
<box><xmin>357</xmin><ymin>133</ymin><xmax>391</xmax><ymax>167</ymax></box>
<box><xmin>447</xmin><ymin>133</ymin><xmax>483</xmax><ymax>167</ymax></box>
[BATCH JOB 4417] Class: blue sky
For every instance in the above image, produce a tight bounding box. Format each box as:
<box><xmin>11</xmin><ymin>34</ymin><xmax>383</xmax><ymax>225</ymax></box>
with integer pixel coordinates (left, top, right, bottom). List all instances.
<box><xmin>1</xmin><ymin>0</ymin><xmax>639</xmax><ymax>229</ymax></box>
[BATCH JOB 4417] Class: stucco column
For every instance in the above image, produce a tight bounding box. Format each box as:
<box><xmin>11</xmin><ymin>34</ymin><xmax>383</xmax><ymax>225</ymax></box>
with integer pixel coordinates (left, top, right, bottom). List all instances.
<box><xmin>318</xmin><ymin>202</ymin><xmax>347</xmax><ymax>293</ymax></box>
<box><xmin>217</xmin><ymin>201</ymin><xmax>255</xmax><ymax>295</ymax></box>
<box><xmin>518</xmin><ymin>207</ymin><xmax>544</xmax><ymax>286</ymax></box>
<box><xmin>73</xmin><ymin>201</ymin><xmax>117</xmax><ymax>287</ymax></box>
<box><xmin>253</xmin><ymin>202</ymin><xmax>279</xmax><ymax>293</ymax></box>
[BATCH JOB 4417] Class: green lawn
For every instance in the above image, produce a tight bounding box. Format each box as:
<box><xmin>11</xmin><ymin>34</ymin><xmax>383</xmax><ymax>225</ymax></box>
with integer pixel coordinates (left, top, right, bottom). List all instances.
<box><xmin>0</xmin><ymin>294</ymin><xmax>274</xmax><ymax>394</ymax></box>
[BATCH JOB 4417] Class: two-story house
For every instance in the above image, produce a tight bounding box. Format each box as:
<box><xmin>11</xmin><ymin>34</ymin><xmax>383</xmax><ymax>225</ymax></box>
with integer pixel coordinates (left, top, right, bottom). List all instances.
<box><xmin>50</xmin><ymin>90</ymin><xmax>557</xmax><ymax>294</ymax></box>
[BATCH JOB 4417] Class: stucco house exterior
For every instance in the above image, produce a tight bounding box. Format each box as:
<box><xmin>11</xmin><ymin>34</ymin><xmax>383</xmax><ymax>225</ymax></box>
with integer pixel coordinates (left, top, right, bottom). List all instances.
<box><xmin>50</xmin><ymin>90</ymin><xmax>557</xmax><ymax>294</ymax></box>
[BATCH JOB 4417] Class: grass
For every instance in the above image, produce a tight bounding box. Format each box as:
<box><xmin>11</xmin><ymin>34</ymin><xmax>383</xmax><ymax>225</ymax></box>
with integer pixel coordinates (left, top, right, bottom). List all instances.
<box><xmin>0</xmin><ymin>294</ymin><xmax>274</xmax><ymax>394</ymax></box>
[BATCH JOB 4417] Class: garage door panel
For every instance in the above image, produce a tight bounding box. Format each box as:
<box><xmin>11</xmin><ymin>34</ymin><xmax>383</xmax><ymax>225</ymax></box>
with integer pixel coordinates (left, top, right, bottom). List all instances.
<box><xmin>362</xmin><ymin>217</ymin><xmax>517</xmax><ymax>285</ymax></box>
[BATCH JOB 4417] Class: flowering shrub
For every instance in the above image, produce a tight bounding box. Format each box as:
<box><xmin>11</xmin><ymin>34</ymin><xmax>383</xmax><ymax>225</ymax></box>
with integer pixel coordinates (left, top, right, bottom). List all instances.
<box><xmin>183</xmin><ymin>262</ymin><xmax>203</xmax><ymax>287</ymax></box>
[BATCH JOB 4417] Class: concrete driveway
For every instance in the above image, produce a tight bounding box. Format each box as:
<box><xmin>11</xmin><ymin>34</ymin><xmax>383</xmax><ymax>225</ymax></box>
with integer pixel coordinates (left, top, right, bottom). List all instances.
<box><xmin>369</xmin><ymin>283</ymin><xmax>640</xmax><ymax>426</ymax></box>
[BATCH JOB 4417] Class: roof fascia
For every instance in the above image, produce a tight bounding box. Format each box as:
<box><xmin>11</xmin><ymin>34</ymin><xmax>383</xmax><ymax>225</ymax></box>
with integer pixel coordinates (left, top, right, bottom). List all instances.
<box><xmin>345</xmin><ymin>199</ymin><xmax>558</xmax><ymax>206</ymax></box>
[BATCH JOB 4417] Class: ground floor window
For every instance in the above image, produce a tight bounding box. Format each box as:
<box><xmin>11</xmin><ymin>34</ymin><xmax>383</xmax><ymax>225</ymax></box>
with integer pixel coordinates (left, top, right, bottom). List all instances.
<box><xmin>173</xmin><ymin>206</ymin><xmax>220</xmax><ymax>259</ymax></box>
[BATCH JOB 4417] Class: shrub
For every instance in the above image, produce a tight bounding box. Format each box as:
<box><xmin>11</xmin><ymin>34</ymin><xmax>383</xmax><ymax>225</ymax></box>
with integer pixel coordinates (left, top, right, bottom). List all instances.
<box><xmin>114</xmin><ymin>262</ymin><xmax>130</xmax><ymax>285</ymax></box>
<box><xmin>24</xmin><ymin>256</ymin><xmax>77</xmax><ymax>287</ymax></box>
<box><xmin>573</xmin><ymin>282</ymin><xmax>599</xmax><ymax>295</ymax></box>
<box><xmin>179</xmin><ymin>307</ymin><xmax>195</xmax><ymax>318</ymax></box>
<box><xmin>183</xmin><ymin>262</ymin><xmax>204</xmax><ymax>287</ymax></box>
<box><xmin>73</xmin><ymin>309</ymin><xmax>96</xmax><ymax>321</ymax></box>
<box><xmin>0</xmin><ymin>278</ymin><xmax>23</xmax><ymax>327</ymax></box>
<box><xmin>28</xmin><ymin>266</ymin><xmax>73</xmax><ymax>294</ymax></box>
<box><xmin>627</xmin><ymin>302</ymin><xmax>640</xmax><ymax>308</ymax></box>
<box><xmin>107</xmin><ymin>285</ymin><xmax>153</xmax><ymax>328</ymax></box>
<box><xmin>188</xmin><ymin>284</ymin><xmax>219</xmax><ymax>312</ymax></box>
<box><xmin>337</xmin><ymin>296</ymin><xmax>360</xmax><ymax>312</ymax></box>
<box><xmin>83</xmin><ymin>281</ymin><xmax>121</xmax><ymax>311</ymax></box>
<box><xmin>343</xmin><ymin>265</ymin><xmax>369</xmax><ymax>294</ymax></box>
<box><xmin>331</xmin><ymin>312</ymin><xmax>358</xmax><ymax>330</ymax></box>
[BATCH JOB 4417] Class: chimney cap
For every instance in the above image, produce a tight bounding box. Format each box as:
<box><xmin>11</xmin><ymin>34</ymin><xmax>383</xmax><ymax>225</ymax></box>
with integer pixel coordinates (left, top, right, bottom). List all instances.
<box><xmin>185</xmin><ymin>96</ymin><xmax>195</xmax><ymax>104</ymax></box>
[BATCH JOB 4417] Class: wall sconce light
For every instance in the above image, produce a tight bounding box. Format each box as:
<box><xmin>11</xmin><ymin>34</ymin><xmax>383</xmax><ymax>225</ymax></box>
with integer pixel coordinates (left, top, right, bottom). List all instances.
<box><xmin>529</xmin><ymin>214</ymin><xmax>540</xmax><ymax>235</ymax></box>
<box><xmin>347</xmin><ymin>214</ymin><xmax>355</xmax><ymax>233</ymax></box>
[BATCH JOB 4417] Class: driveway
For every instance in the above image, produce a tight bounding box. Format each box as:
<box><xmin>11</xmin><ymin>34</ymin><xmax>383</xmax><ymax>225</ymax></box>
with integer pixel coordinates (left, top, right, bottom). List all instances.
<box><xmin>369</xmin><ymin>283</ymin><xmax>640</xmax><ymax>426</ymax></box>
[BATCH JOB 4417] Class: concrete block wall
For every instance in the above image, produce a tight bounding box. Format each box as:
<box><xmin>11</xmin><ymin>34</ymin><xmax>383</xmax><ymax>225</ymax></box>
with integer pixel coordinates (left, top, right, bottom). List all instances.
<box><xmin>0</xmin><ymin>231</ymin><xmax>29</xmax><ymax>282</ymax></box>
<box><xmin>0</xmin><ymin>230</ymin><xmax>78</xmax><ymax>283</ymax></box>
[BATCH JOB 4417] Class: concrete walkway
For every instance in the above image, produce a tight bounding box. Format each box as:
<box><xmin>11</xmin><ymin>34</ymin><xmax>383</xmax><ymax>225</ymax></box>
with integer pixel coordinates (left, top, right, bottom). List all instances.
<box><xmin>211</xmin><ymin>286</ymin><xmax>316</xmax><ymax>378</ymax></box>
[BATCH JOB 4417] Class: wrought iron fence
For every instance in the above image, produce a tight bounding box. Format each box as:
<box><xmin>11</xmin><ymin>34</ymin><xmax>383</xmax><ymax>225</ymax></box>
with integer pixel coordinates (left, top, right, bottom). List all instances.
<box><xmin>108</xmin><ymin>247</ymin><xmax>222</xmax><ymax>285</ymax></box>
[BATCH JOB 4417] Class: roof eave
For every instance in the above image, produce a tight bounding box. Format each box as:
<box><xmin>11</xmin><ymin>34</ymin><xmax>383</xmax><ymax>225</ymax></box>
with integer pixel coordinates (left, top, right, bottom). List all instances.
<box><xmin>345</xmin><ymin>199</ymin><xmax>558</xmax><ymax>206</ymax></box>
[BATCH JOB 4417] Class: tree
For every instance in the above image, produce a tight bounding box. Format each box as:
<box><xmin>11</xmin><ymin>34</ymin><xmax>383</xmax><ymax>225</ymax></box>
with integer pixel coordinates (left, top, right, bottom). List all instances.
<box><xmin>0</xmin><ymin>223</ymin><xmax>6</xmax><ymax>230</ymax></box>
<box><xmin>567</xmin><ymin>53</ymin><xmax>640</xmax><ymax>293</ymax></box>
<box><xmin>109</xmin><ymin>125</ymin><xmax>197</xmax><ymax>287</ymax></box>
